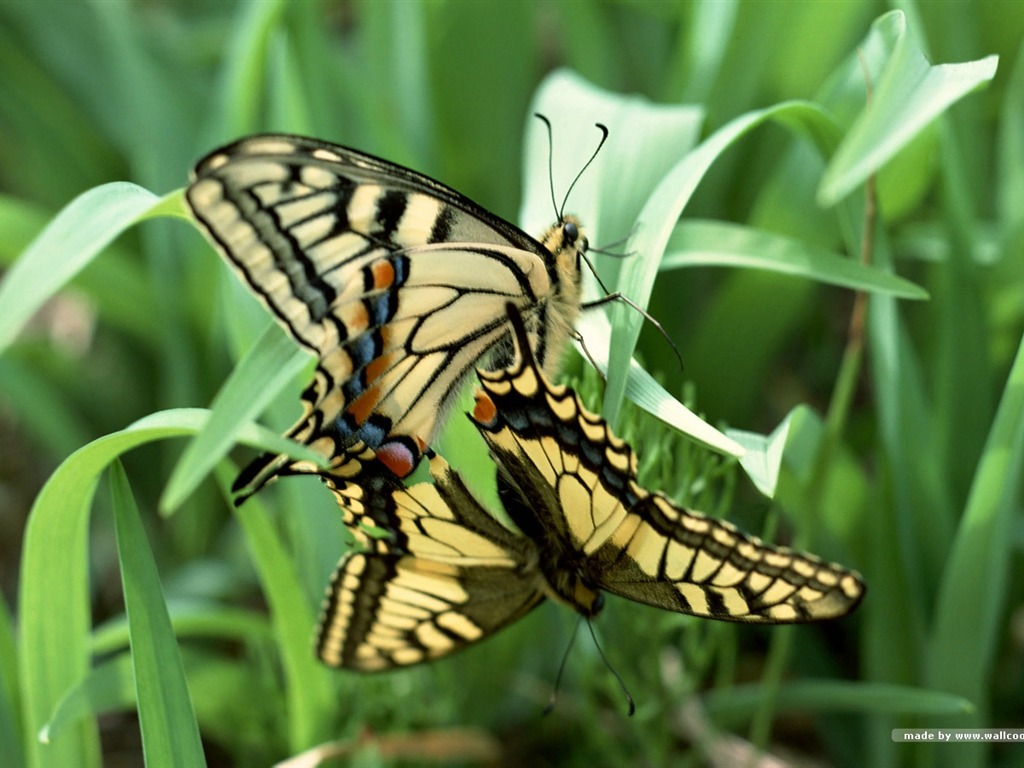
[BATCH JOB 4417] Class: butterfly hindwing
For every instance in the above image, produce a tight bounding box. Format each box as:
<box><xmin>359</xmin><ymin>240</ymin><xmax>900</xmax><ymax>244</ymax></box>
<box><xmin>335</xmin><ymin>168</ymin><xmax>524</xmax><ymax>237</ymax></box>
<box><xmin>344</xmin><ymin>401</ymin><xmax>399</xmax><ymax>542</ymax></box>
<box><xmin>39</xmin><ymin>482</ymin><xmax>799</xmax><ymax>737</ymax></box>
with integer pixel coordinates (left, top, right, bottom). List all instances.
<box><xmin>471</xmin><ymin>304</ymin><xmax>865</xmax><ymax>624</ymax></box>
<box><xmin>317</xmin><ymin>455</ymin><xmax>544</xmax><ymax>670</ymax></box>
<box><xmin>187</xmin><ymin>134</ymin><xmax>584</xmax><ymax>497</ymax></box>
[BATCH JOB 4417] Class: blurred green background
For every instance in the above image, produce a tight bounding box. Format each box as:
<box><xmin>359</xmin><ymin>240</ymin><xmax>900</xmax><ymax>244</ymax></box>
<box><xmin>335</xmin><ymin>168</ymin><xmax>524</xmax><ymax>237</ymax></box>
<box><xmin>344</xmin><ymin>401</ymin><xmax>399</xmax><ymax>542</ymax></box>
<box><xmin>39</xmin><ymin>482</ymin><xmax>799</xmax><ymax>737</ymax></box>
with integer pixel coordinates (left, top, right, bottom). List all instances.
<box><xmin>1</xmin><ymin>1</ymin><xmax>1023</xmax><ymax>767</ymax></box>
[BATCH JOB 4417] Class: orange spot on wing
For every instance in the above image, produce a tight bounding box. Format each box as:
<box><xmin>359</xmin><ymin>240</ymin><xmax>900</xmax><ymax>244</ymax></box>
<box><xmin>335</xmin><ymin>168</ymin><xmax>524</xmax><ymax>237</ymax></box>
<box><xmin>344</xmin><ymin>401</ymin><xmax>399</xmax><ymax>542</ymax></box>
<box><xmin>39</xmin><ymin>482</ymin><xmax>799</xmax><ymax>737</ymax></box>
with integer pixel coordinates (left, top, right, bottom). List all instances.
<box><xmin>472</xmin><ymin>392</ymin><xmax>497</xmax><ymax>425</ymax></box>
<box><xmin>370</xmin><ymin>260</ymin><xmax>396</xmax><ymax>290</ymax></box>
<box><xmin>347</xmin><ymin>385</ymin><xmax>384</xmax><ymax>425</ymax></box>
<box><xmin>364</xmin><ymin>351</ymin><xmax>394</xmax><ymax>384</ymax></box>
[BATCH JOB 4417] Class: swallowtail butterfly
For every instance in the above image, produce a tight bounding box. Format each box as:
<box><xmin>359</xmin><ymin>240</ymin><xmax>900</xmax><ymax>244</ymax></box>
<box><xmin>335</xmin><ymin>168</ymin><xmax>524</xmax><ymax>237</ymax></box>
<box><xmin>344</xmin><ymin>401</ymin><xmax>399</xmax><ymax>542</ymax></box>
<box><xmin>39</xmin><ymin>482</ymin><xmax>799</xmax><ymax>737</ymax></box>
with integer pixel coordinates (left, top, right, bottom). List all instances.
<box><xmin>316</xmin><ymin>304</ymin><xmax>865</xmax><ymax>671</ymax></box>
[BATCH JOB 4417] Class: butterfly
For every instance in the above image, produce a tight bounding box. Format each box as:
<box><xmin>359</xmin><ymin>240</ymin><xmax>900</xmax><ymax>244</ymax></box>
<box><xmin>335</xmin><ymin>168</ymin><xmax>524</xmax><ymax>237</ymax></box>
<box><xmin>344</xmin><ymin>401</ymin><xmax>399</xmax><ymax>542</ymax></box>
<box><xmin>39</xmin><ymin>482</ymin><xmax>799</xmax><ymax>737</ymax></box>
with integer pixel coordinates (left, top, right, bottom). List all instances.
<box><xmin>186</xmin><ymin>131</ymin><xmax>593</xmax><ymax>499</ymax></box>
<box><xmin>316</xmin><ymin>303</ymin><xmax>865</xmax><ymax>671</ymax></box>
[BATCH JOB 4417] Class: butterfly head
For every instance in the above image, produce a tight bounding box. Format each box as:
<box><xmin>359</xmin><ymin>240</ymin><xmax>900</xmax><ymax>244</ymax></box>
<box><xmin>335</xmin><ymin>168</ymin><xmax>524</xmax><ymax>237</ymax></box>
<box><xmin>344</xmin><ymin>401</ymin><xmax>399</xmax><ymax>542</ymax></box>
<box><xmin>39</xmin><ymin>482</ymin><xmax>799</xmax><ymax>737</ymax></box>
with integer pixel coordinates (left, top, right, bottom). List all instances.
<box><xmin>539</xmin><ymin>213</ymin><xmax>587</xmax><ymax>286</ymax></box>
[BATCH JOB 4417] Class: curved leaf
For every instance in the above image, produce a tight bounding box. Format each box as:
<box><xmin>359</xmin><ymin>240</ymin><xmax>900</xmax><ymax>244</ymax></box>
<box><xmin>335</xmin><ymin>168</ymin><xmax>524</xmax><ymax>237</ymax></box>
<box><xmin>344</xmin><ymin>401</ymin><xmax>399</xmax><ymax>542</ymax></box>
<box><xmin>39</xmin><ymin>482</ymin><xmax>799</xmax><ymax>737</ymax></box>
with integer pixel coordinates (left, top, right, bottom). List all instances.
<box><xmin>0</xmin><ymin>183</ymin><xmax>169</xmax><ymax>353</ymax></box>
<box><xmin>819</xmin><ymin>11</ymin><xmax>998</xmax><ymax>205</ymax></box>
<box><xmin>605</xmin><ymin>100</ymin><xmax>844</xmax><ymax>428</ymax></box>
<box><xmin>662</xmin><ymin>220</ymin><xmax>928</xmax><ymax>299</ymax></box>
<box><xmin>16</xmin><ymin>408</ymin><xmax>306</xmax><ymax>767</ymax></box>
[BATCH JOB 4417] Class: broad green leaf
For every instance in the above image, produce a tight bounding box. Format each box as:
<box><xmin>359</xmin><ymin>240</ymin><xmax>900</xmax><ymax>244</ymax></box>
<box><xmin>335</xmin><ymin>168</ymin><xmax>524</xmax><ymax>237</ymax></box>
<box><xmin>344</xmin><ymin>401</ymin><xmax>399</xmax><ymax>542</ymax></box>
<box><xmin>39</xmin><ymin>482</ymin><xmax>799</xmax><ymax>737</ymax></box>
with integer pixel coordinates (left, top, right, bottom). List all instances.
<box><xmin>605</xmin><ymin>99</ymin><xmax>844</xmax><ymax>428</ymax></box>
<box><xmin>818</xmin><ymin>10</ymin><xmax>998</xmax><ymax>205</ymax></box>
<box><xmin>726</xmin><ymin>412</ymin><xmax>793</xmax><ymax>499</ymax></box>
<box><xmin>662</xmin><ymin>220</ymin><xmax>928</xmax><ymax>299</ymax></box>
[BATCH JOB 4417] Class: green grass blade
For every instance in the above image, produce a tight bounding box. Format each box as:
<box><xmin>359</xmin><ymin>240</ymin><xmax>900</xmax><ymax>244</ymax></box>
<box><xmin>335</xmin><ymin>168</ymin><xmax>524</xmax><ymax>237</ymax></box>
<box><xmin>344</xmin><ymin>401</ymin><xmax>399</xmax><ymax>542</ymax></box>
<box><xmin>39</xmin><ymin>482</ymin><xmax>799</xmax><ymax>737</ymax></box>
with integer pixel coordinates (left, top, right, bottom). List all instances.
<box><xmin>16</xmin><ymin>408</ymin><xmax>306</xmax><ymax>767</ymax></box>
<box><xmin>160</xmin><ymin>323</ymin><xmax>312</xmax><ymax>513</ymax></box>
<box><xmin>705</xmin><ymin>680</ymin><xmax>974</xmax><ymax>724</ymax></box>
<box><xmin>818</xmin><ymin>10</ymin><xmax>998</xmax><ymax>205</ymax></box>
<box><xmin>0</xmin><ymin>183</ymin><xmax>165</xmax><ymax>353</ymax></box>
<box><xmin>924</xmin><ymin>329</ymin><xmax>1024</xmax><ymax>722</ymax></box>
<box><xmin>18</xmin><ymin>469</ymin><xmax>100</xmax><ymax>766</ymax></box>
<box><xmin>0</xmin><ymin>592</ymin><xmax>24</xmax><ymax>768</ymax></box>
<box><xmin>662</xmin><ymin>220</ymin><xmax>928</xmax><ymax>299</ymax></box>
<box><xmin>0</xmin><ymin>194</ymin><xmax>165</xmax><ymax>344</ymax></box>
<box><xmin>109</xmin><ymin>462</ymin><xmax>205</xmax><ymax>767</ymax></box>
<box><xmin>221</xmin><ymin>463</ymin><xmax>338</xmax><ymax>752</ymax></box>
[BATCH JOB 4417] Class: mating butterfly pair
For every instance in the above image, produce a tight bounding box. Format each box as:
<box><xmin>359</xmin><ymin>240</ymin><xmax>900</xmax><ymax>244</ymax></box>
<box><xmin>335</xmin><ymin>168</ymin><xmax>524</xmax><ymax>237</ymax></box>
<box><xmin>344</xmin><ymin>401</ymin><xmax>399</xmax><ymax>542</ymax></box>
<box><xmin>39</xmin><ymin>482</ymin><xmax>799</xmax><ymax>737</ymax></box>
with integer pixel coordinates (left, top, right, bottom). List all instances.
<box><xmin>186</xmin><ymin>133</ymin><xmax>865</xmax><ymax>673</ymax></box>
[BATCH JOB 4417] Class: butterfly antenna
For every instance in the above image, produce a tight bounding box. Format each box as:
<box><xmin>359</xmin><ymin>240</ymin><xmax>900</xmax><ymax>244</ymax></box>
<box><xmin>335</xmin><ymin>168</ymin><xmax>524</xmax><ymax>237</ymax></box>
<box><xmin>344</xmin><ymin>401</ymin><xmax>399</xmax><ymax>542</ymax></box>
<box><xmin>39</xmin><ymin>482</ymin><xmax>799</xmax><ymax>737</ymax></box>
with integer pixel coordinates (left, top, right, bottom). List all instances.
<box><xmin>543</xmin><ymin>614</ymin><xmax>584</xmax><ymax>716</ymax></box>
<box><xmin>585</xmin><ymin>618</ymin><xmax>635</xmax><ymax>717</ymax></box>
<box><xmin>559</xmin><ymin>122</ymin><xmax>609</xmax><ymax>220</ymax></box>
<box><xmin>533</xmin><ymin>115</ymin><xmax>609</xmax><ymax>221</ymax></box>
<box><xmin>534</xmin><ymin>114</ymin><xmax>561</xmax><ymax>221</ymax></box>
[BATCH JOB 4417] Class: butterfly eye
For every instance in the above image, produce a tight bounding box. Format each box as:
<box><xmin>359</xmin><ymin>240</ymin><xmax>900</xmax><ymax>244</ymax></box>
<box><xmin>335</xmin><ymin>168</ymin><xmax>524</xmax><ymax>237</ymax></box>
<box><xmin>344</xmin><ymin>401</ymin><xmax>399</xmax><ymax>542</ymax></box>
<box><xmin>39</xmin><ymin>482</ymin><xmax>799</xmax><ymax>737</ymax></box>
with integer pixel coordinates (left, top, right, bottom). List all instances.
<box><xmin>562</xmin><ymin>220</ymin><xmax>579</xmax><ymax>245</ymax></box>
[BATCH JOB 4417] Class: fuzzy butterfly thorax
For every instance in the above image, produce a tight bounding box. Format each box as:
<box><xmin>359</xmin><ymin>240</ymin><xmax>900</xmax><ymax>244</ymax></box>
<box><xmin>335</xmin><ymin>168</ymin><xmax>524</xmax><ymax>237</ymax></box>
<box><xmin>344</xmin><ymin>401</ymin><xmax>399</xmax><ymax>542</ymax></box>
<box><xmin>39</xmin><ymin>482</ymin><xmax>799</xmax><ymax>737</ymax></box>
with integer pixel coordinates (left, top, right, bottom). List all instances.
<box><xmin>186</xmin><ymin>134</ymin><xmax>588</xmax><ymax>497</ymax></box>
<box><xmin>525</xmin><ymin>213</ymin><xmax>585</xmax><ymax>372</ymax></box>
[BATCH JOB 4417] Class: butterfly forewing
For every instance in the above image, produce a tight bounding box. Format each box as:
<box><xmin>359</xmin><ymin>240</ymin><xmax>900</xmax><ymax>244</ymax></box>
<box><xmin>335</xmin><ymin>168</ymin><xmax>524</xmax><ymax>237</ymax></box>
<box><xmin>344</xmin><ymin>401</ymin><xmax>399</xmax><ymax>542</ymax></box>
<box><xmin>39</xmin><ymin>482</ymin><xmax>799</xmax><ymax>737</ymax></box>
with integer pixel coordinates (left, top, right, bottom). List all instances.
<box><xmin>187</xmin><ymin>134</ymin><xmax>584</xmax><ymax>497</ymax></box>
<box><xmin>471</xmin><ymin>305</ymin><xmax>865</xmax><ymax>624</ymax></box>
